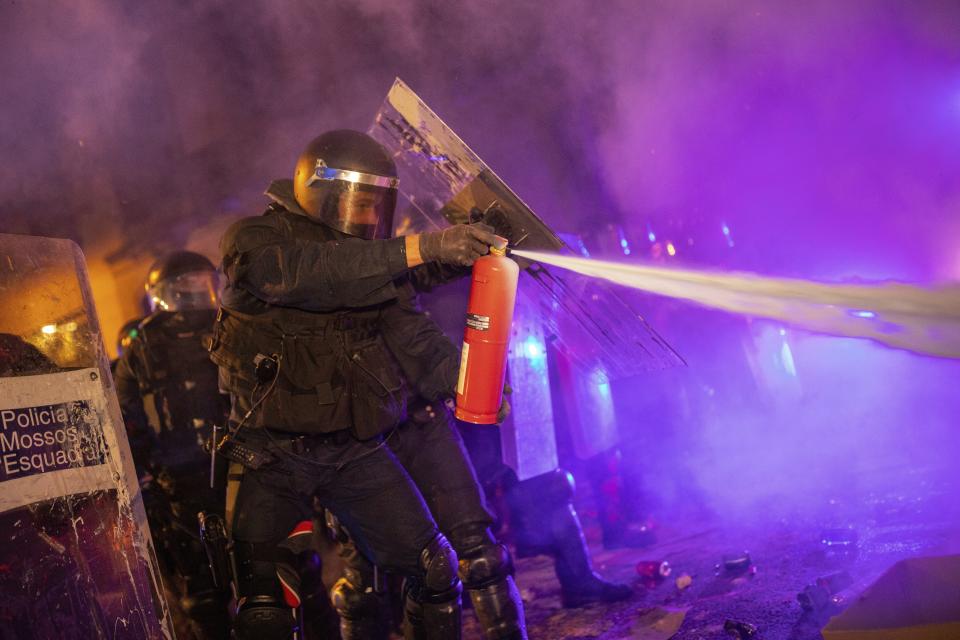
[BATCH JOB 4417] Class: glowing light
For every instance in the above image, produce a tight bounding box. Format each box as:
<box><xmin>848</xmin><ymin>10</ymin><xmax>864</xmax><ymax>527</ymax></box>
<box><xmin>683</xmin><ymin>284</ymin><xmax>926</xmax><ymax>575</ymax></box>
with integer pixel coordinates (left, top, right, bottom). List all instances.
<box><xmin>851</xmin><ymin>310</ymin><xmax>876</xmax><ymax>319</ymax></box>
<box><xmin>41</xmin><ymin>324</ymin><xmax>57</xmax><ymax>334</ymax></box>
<box><xmin>779</xmin><ymin>328</ymin><xmax>786</xmax><ymax>336</ymax></box>
<box><xmin>617</xmin><ymin>227</ymin><xmax>631</xmax><ymax>256</ymax></box>
<box><xmin>666</xmin><ymin>242</ymin><xmax>676</xmax><ymax>256</ymax></box>
<box><xmin>593</xmin><ymin>369</ymin><xmax>612</xmax><ymax>398</ymax></box>
<box><xmin>721</xmin><ymin>223</ymin><xmax>735</xmax><ymax>247</ymax></box>
<box><xmin>780</xmin><ymin>341</ymin><xmax>797</xmax><ymax>377</ymax></box>
<box><xmin>523</xmin><ymin>336</ymin><xmax>543</xmax><ymax>359</ymax></box>
<box><xmin>647</xmin><ymin>231</ymin><xmax>656</xmax><ymax>243</ymax></box>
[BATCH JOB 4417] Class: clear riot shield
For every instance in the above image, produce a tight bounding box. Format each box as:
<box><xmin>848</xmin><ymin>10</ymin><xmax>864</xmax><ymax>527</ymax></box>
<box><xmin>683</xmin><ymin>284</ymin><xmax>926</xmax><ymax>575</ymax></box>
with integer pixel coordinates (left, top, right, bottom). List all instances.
<box><xmin>0</xmin><ymin>234</ymin><xmax>172</xmax><ymax>639</ymax></box>
<box><xmin>369</xmin><ymin>79</ymin><xmax>684</xmax><ymax>468</ymax></box>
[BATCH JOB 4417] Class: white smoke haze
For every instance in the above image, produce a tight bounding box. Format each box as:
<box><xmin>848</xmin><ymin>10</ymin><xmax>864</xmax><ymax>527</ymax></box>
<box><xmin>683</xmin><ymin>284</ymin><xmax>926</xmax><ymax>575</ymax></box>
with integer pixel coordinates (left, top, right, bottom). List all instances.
<box><xmin>512</xmin><ymin>249</ymin><xmax>960</xmax><ymax>359</ymax></box>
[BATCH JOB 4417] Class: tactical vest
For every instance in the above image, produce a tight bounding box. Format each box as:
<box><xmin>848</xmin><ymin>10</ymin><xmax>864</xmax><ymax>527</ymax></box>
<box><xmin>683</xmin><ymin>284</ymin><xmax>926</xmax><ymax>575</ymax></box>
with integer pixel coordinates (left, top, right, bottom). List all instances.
<box><xmin>134</xmin><ymin>309</ymin><xmax>229</xmax><ymax>462</ymax></box>
<box><xmin>209</xmin><ymin>208</ymin><xmax>407</xmax><ymax>439</ymax></box>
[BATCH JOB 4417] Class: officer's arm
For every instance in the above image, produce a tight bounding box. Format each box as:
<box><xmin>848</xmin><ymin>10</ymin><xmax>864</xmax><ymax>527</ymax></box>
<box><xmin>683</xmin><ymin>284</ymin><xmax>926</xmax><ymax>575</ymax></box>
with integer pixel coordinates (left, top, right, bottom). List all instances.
<box><xmin>222</xmin><ymin>218</ymin><xmax>413</xmax><ymax>311</ymax></box>
<box><xmin>380</xmin><ymin>279</ymin><xmax>460</xmax><ymax>402</ymax></box>
<box><xmin>408</xmin><ymin>261</ymin><xmax>470</xmax><ymax>293</ymax></box>
<box><xmin>113</xmin><ymin>350</ymin><xmax>157</xmax><ymax>466</ymax></box>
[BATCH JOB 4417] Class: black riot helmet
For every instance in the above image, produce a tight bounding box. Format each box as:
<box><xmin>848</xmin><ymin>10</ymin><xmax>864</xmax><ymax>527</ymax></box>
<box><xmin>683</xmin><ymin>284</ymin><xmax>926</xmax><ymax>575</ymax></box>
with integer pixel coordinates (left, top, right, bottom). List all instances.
<box><xmin>293</xmin><ymin>130</ymin><xmax>399</xmax><ymax>239</ymax></box>
<box><xmin>145</xmin><ymin>251</ymin><xmax>219</xmax><ymax>312</ymax></box>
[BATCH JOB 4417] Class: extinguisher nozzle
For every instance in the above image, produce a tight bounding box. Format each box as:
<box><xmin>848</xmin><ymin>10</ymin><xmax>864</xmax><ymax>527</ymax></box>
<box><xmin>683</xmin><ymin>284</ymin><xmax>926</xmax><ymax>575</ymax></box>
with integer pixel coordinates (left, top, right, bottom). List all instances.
<box><xmin>490</xmin><ymin>236</ymin><xmax>509</xmax><ymax>255</ymax></box>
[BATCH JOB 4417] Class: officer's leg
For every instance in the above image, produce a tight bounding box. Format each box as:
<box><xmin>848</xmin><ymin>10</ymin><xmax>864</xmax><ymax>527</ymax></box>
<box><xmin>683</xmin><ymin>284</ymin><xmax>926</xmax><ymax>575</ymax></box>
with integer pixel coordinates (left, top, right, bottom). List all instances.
<box><xmin>392</xmin><ymin>410</ymin><xmax>526</xmax><ymax>640</ymax></box>
<box><xmin>584</xmin><ymin>448</ymin><xmax>655</xmax><ymax>549</ymax></box>
<box><xmin>507</xmin><ymin>469</ymin><xmax>632</xmax><ymax>608</ymax></box>
<box><xmin>326</xmin><ymin>511</ymin><xmax>391</xmax><ymax>640</ymax></box>
<box><xmin>317</xmin><ymin>439</ymin><xmax>462</xmax><ymax>640</ymax></box>
<box><xmin>400</xmin><ymin>532</ymin><xmax>462</xmax><ymax>640</ymax></box>
<box><xmin>230</xmin><ymin>465</ymin><xmax>308</xmax><ymax>640</ymax></box>
<box><xmin>170</xmin><ymin>469</ymin><xmax>231</xmax><ymax>640</ymax></box>
<box><xmin>140</xmin><ymin>480</ymin><xmax>194</xmax><ymax>638</ymax></box>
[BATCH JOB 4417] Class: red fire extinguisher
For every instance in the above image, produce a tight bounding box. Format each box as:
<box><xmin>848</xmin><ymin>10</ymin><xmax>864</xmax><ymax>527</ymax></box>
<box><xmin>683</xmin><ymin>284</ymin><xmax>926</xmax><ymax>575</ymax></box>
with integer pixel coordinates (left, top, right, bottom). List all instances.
<box><xmin>455</xmin><ymin>243</ymin><xmax>519</xmax><ymax>424</ymax></box>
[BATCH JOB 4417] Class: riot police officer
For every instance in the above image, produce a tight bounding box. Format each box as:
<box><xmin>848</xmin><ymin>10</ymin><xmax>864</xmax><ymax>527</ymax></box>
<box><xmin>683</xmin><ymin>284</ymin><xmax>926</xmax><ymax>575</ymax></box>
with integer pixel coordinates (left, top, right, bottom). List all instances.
<box><xmin>210</xmin><ymin>129</ymin><xmax>514</xmax><ymax>640</ymax></box>
<box><xmin>114</xmin><ymin>251</ymin><xmax>231</xmax><ymax>640</ymax></box>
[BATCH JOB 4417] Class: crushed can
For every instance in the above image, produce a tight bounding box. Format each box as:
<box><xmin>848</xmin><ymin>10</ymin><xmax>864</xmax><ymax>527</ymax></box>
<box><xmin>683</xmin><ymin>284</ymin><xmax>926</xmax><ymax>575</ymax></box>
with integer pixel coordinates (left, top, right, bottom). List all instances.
<box><xmin>716</xmin><ymin>551</ymin><xmax>756</xmax><ymax>577</ymax></box>
<box><xmin>635</xmin><ymin>560</ymin><xmax>671</xmax><ymax>588</ymax></box>
<box><xmin>798</xmin><ymin>571</ymin><xmax>854</xmax><ymax>611</ymax></box>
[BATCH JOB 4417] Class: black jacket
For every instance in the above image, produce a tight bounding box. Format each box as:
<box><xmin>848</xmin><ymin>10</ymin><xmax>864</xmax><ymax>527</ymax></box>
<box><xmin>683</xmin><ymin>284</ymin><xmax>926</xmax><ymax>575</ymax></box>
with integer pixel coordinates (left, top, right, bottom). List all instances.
<box><xmin>210</xmin><ymin>180</ymin><xmax>461</xmax><ymax>438</ymax></box>
<box><xmin>114</xmin><ymin>308</ymin><xmax>228</xmax><ymax>466</ymax></box>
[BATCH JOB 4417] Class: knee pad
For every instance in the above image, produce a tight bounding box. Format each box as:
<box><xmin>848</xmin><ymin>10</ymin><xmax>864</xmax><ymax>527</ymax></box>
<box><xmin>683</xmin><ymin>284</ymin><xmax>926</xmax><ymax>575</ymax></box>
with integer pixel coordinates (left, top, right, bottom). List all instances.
<box><xmin>459</xmin><ymin>540</ymin><xmax>513</xmax><ymax>590</ymax></box>
<box><xmin>234</xmin><ymin>595</ymin><xmax>295</xmax><ymax>640</ymax></box>
<box><xmin>418</xmin><ymin>533</ymin><xmax>461</xmax><ymax>603</ymax></box>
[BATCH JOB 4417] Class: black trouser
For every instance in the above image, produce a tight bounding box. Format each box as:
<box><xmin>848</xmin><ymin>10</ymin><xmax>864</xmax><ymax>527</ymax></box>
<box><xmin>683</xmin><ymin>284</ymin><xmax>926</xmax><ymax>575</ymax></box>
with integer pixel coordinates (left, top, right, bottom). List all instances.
<box><xmin>231</xmin><ymin>428</ymin><xmax>457</xmax><ymax>639</ymax></box>
<box><xmin>146</xmin><ymin>459</ymin><xmax>231</xmax><ymax>640</ymax></box>
<box><xmin>389</xmin><ymin>406</ymin><xmax>495</xmax><ymax>547</ymax></box>
<box><xmin>335</xmin><ymin>406</ymin><xmax>526</xmax><ymax>640</ymax></box>
<box><xmin>232</xmin><ymin>430</ymin><xmax>438</xmax><ymax>575</ymax></box>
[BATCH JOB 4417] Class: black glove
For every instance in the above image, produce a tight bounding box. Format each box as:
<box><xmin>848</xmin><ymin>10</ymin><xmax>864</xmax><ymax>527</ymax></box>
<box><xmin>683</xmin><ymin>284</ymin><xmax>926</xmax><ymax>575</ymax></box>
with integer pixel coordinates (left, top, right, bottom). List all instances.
<box><xmin>420</xmin><ymin>223</ymin><xmax>505</xmax><ymax>267</ymax></box>
<box><xmin>473</xmin><ymin>205</ymin><xmax>513</xmax><ymax>243</ymax></box>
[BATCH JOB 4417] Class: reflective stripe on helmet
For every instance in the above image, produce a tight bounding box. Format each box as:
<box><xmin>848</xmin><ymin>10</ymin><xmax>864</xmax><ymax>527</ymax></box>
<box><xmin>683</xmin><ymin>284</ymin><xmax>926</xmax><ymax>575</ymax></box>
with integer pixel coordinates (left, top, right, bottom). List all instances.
<box><xmin>307</xmin><ymin>159</ymin><xmax>399</xmax><ymax>189</ymax></box>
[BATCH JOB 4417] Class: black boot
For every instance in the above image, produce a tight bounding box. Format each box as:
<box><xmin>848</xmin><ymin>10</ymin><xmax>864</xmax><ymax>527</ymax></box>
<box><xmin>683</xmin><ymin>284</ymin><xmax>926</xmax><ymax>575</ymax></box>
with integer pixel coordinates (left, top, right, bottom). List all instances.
<box><xmin>402</xmin><ymin>585</ymin><xmax>462</xmax><ymax>640</ymax></box>
<box><xmin>467</xmin><ymin>576</ymin><xmax>527</xmax><ymax>640</ymax></box>
<box><xmin>331</xmin><ymin>575</ymin><xmax>391</xmax><ymax>640</ymax></box>
<box><xmin>509</xmin><ymin>470</ymin><xmax>633</xmax><ymax>608</ymax></box>
<box><xmin>552</xmin><ymin>505</ymin><xmax>633</xmax><ymax>608</ymax></box>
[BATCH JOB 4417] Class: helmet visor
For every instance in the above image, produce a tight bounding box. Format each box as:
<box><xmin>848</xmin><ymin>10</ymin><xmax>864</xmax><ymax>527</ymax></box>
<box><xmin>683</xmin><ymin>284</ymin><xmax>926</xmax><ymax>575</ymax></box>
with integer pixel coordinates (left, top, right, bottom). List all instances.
<box><xmin>317</xmin><ymin>182</ymin><xmax>397</xmax><ymax>240</ymax></box>
<box><xmin>147</xmin><ymin>270</ymin><xmax>219</xmax><ymax>312</ymax></box>
<box><xmin>303</xmin><ymin>158</ymin><xmax>398</xmax><ymax>239</ymax></box>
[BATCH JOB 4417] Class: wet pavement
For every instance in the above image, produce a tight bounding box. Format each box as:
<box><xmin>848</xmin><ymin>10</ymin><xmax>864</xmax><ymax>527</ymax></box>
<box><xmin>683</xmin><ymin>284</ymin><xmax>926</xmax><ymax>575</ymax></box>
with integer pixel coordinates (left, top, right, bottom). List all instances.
<box><xmin>461</xmin><ymin>463</ymin><xmax>960</xmax><ymax>639</ymax></box>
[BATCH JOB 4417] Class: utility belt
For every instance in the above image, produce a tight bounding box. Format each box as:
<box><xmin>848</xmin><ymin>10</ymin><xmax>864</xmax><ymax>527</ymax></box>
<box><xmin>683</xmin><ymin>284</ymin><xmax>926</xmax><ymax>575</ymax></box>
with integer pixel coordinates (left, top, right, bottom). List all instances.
<box><xmin>268</xmin><ymin>428</ymin><xmax>357</xmax><ymax>452</ymax></box>
<box><xmin>215</xmin><ymin>427</ymin><xmax>387</xmax><ymax>470</ymax></box>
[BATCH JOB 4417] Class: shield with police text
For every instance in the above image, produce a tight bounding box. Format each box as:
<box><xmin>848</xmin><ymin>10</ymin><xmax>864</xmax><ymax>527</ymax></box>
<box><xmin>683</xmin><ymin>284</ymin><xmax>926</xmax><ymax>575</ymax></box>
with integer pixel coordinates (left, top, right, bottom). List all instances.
<box><xmin>0</xmin><ymin>233</ymin><xmax>172</xmax><ymax>639</ymax></box>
